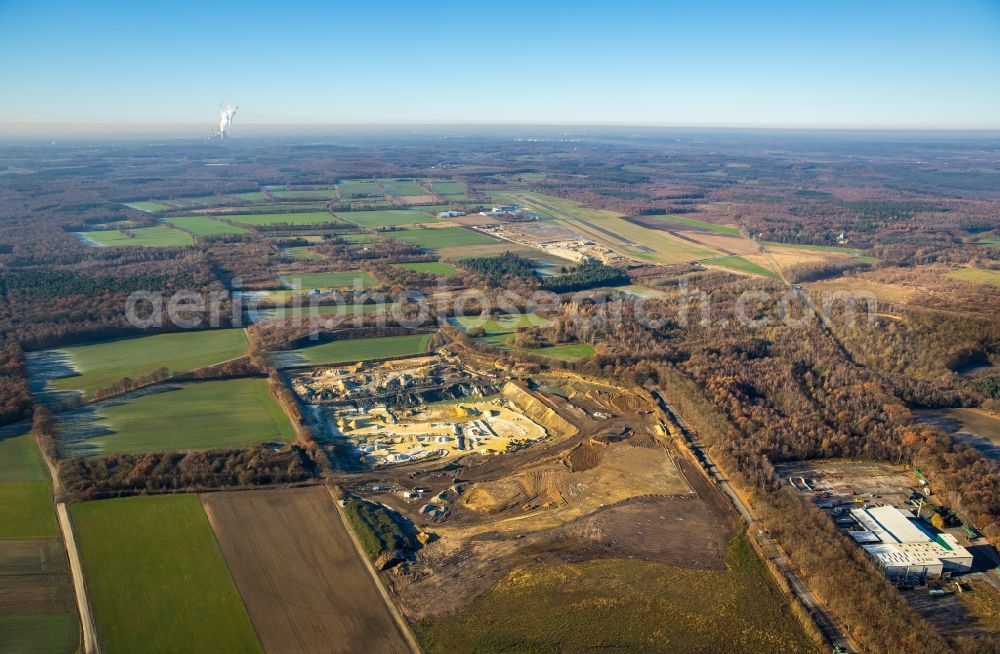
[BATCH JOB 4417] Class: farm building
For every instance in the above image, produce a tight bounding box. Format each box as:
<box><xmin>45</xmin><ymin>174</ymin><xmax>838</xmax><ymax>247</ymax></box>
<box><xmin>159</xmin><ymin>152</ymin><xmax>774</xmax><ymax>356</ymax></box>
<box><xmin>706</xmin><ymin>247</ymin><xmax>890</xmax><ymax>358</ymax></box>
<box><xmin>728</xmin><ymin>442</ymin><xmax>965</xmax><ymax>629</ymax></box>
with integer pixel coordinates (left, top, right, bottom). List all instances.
<box><xmin>849</xmin><ymin>506</ymin><xmax>973</xmax><ymax>580</ymax></box>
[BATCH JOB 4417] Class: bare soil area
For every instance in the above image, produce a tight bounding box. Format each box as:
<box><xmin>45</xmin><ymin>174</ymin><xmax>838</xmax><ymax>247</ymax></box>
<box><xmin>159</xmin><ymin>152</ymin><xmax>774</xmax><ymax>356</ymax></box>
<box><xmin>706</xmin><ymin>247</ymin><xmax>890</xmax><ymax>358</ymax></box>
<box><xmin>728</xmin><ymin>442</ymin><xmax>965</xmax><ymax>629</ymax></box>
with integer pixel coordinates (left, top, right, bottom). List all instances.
<box><xmin>775</xmin><ymin>460</ymin><xmax>918</xmax><ymax>507</ymax></box>
<box><xmin>202</xmin><ymin>487</ymin><xmax>412</xmax><ymax>654</ymax></box>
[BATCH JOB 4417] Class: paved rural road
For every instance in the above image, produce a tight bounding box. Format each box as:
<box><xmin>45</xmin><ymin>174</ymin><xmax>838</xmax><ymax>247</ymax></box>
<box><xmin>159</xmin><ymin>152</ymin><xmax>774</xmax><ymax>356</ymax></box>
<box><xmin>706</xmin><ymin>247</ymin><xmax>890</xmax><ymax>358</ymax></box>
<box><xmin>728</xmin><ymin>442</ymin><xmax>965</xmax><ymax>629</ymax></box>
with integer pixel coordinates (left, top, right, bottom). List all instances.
<box><xmin>56</xmin><ymin>503</ymin><xmax>101</xmax><ymax>654</ymax></box>
<box><xmin>653</xmin><ymin>390</ymin><xmax>857</xmax><ymax>654</ymax></box>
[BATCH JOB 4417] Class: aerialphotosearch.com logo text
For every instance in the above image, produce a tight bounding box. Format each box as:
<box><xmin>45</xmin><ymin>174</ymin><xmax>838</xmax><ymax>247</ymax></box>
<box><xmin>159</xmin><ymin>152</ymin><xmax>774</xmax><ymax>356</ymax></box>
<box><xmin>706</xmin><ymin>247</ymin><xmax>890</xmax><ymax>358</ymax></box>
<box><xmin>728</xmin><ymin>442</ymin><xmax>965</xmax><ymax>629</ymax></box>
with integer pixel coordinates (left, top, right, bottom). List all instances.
<box><xmin>124</xmin><ymin>277</ymin><xmax>879</xmax><ymax>335</ymax></box>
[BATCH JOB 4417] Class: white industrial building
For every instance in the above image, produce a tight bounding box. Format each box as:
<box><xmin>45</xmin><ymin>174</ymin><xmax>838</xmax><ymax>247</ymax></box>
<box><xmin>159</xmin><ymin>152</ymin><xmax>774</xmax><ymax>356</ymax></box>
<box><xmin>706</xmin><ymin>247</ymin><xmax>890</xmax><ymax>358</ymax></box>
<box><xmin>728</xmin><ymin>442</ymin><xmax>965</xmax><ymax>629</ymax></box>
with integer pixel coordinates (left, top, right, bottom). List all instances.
<box><xmin>849</xmin><ymin>506</ymin><xmax>973</xmax><ymax>580</ymax></box>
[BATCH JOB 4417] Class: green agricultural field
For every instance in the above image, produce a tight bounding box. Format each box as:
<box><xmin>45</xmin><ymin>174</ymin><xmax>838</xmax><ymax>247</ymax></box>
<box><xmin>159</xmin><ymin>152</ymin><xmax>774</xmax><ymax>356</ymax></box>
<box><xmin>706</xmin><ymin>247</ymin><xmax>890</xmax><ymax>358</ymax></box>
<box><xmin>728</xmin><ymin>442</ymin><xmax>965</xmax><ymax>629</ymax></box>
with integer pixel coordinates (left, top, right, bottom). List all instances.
<box><xmin>62</xmin><ymin>378</ymin><xmax>295</xmax><ymax>456</ymax></box>
<box><xmin>165</xmin><ymin>195</ymin><xmax>227</xmax><ymax>208</ymax></box>
<box><xmin>452</xmin><ymin>311</ymin><xmax>592</xmax><ymax>362</ymax></box>
<box><xmin>72</xmin><ymin>495</ymin><xmax>262</xmax><ymax>654</ymax></box>
<box><xmin>166</xmin><ymin>215</ymin><xmax>249</xmax><ymax>236</ymax></box>
<box><xmin>271</xmin><ymin>333</ymin><xmax>432</xmax><ymax>368</ymax></box>
<box><xmin>761</xmin><ymin>241</ymin><xmax>865</xmax><ymax>255</ymax></box>
<box><xmin>335</xmin><ymin>210</ymin><xmax>439</xmax><ymax>228</ymax></box>
<box><xmin>0</xmin><ymin>433</ymin><xmax>56</xmax><ymax>537</ymax></box>
<box><xmin>269</xmin><ymin>187</ymin><xmax>338</xmax><ymax>200</ymax></box>
<box><xmin>704</xmin><ymin>255</ymin><xmax>781</xmax><ymax>279</ymax></box>
<box><xmin>389</xmin><ymin>227</ymin><xmax>501</xmax><ymax>250</ymax></box>
<box><xmin>282</xmin><ymin>245</ymin><xmax>323</xmax><ymax>261</ymax></box>
<box><xmin>227</xmin><ymin>191</ymin><xmax>268</xmax><ymax>202</ymax></box>
<box><xmin>407</xmin><ymin>204</ymin><xmax>453</xmax><ymax>213</ymax></box>
<box><xmin>280</xmin><ymin>270</ymin><xmax>375</xmax><ymax>289</ymax></box>
<box><xmin>342</xmin><ymin>199</ymin><xmax>392</xmax><ymax>210</ymax></box>
<box><xmin>211</xmin><ymin>202</ymin><xmax>328</xmax><ymax>214</ymax></box>
<box><xmin>223</xmin><ymin>211</ymin><xmax>342</xmax><ymax>226</ymax></box>
<box><xmin>258</xmin><ymin>302</ymin><xmax>386</xmax><ymax>319</ymax></box>
<box><xmin>380</xmin><ymin>178</ymin><xmax>429</xmax><ymax>196</ymax></box>
<box><xmin>0</xmin><ymin>482</ymin><xmax>58</xmax><ymax>539</ymax></box>
<box><xmin>481</xmin><ymin>335</ymin><xmax>595</xmax><ymax>362</ymax></box>
<box><xmin>240</xmin><ymin>289</ymin><xmax>306</xmax><ymax>306</ymax></box>
<box><xmin>0</xmin><ymin>433</ymin><xmax>48</xmax><ymax>482</ymax></box>
<box><xmin>648</xmin><ymin>214</ymin><xmax>742</xmax><ymax>236</ymax></box>
<box><xmin>945</xmin><ymin>267</ymin><xmax>1000</xmax><ymax>287</ymax></box>
<box><xmin>391</xmin><ymin>261</ymin><xmax>461</xmax><ymax>276</ymax></box>
<box><xmin>46</xmin><ymin>328</ymin><xmax>248</xmax><ymax>398</ymax></box>
<box><xmin>76</xmin><ymin>225</ymin><xmax>193</xmax><ymax>248</ymax></box>
<box><xmin>123</xmin><ymin>201</ymin><xmax>172</xmax><ymax>213</ymax></box>
<box><xmin>429</xmin><ymin>180</ymin><xmax>466</xmax><ymax>195</ymax></box>
<box><xmin>417</xmin><ymin>533</ymin><xmax>815</xmax><ymax>654</ymax></box>
<box><xmin>341</xmin><ymin>232</ymin><xmax>377</xmax><ymax>244</ymax></box>
<box><xmin>0</xmin><ymin>614</ymin><xmax>80</xmax><ymax>654</ymax></box>
<box><xmin>452</xmin><ymin>313</ymin><xmax>552</xmax><ymax>334</ymax></box>
<box><xmin>615</xmin><ymin>284</ymin><xmax>667</xmax><ymax>299</ymax></box>
<box><xmin>338</xmin><ymin>180</ymin><xmax>385</xmax><ymax>199</ymax></box>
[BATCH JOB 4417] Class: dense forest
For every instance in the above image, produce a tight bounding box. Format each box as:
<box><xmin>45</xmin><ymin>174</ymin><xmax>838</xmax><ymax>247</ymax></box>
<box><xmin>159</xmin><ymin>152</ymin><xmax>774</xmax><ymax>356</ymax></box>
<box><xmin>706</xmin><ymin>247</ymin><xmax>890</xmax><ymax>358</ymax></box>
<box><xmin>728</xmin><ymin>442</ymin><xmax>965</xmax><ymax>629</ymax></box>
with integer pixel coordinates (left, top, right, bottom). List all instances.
<box><xmin>541</xmin><ymin>261</ymin><xmax>630</xmax><ymax>293</ymax></box>
<box><xmin>459</xmin><ymin>252</ymin><xmax>537</xmax><ymax>283</ymax></box>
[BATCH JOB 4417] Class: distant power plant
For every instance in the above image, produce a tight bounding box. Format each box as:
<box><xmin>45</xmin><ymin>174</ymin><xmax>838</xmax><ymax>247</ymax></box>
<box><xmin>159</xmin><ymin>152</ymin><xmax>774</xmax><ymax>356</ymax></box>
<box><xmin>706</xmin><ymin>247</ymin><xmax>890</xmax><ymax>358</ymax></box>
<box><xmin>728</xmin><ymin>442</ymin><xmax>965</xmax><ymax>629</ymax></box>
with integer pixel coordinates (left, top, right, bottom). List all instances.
<box><xmin>218</xmin><ymin>103</ymin><xmax>237</xmax><ymax>139</ymax></box>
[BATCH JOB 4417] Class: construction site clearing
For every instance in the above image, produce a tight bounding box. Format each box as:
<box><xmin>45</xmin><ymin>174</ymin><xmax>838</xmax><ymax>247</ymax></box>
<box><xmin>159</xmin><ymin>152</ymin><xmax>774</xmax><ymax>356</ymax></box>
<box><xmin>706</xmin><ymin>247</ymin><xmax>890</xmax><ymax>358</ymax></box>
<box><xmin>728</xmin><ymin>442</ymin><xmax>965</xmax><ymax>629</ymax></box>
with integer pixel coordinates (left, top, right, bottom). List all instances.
<box><xmin>321</xmin><ymin>363</ymin><xmax>742</xmax><ymax>623</ymax></box>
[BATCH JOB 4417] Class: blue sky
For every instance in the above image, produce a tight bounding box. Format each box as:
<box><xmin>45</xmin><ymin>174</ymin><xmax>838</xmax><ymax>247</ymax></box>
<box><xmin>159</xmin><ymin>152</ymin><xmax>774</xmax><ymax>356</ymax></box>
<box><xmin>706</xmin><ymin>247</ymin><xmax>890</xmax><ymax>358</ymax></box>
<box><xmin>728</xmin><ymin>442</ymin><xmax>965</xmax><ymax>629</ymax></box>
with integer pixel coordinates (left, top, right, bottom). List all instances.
<box><xmin>1</xmin><ymin>0</ymin><xmax>998</xmax><ymax>133</ymax></box>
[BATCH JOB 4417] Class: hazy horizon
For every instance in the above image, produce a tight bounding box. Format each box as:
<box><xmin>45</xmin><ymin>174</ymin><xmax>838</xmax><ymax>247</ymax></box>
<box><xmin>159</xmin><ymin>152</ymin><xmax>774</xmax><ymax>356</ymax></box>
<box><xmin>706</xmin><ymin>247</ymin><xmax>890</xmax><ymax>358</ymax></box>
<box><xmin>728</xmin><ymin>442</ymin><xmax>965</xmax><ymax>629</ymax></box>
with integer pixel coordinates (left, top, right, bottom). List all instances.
<box><xmin>2</xmin><ymin>0</ymin><xmax>998</xmax><ymax>136</ymax></box>
<box><xmin>3</xmin><ymin>121</ymin><xmax>1000</xmax><ymax>141</ymax></box>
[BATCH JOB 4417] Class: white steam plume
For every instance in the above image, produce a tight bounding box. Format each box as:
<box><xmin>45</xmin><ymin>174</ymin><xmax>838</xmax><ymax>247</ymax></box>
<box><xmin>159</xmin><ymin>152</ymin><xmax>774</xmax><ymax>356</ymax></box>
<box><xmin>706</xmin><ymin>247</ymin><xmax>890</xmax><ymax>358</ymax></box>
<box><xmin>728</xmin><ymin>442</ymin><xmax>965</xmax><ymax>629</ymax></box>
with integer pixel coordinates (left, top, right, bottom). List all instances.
<box><xmin>219</xmin><ymin>103</ymin><xmax>238</xmax><ymax>139</ymax></box>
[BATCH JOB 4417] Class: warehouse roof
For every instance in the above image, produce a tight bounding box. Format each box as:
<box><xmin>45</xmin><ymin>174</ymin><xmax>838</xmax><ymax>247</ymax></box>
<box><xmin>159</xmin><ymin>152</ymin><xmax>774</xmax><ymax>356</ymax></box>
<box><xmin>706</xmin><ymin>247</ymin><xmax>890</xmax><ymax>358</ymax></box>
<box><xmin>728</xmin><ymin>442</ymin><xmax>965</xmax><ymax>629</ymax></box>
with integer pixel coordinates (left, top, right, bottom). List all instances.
<box><xmin>851</xmin><ymin>506</ymin><xmax>930</xmax><ymax>544</ymax></box>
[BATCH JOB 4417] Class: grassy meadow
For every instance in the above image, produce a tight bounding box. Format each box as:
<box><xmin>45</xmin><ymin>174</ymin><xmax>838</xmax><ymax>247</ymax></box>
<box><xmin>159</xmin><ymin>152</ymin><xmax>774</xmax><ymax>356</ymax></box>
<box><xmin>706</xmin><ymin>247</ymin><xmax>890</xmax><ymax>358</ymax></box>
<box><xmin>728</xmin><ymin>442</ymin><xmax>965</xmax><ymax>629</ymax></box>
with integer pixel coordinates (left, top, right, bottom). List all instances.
<box><xmin>649</xmin><ymin>214</ymin><xmax>742</xmax><ymax>236</ymax></box>
<box><xmin>481</xmin><ymin>335</ymin><xmax>595</xmax><ymax>362</ymax></box>
<box><xmin>945</xmin><ymin>267</ymin><xmax>1000</xmax><ymax>287</ymax></box>
<box><xmin>391</xmin><ymin>261</ymin><xmax>461</xmax><ymax>276</ymax></box>
<box><xmin>451</xmin><ymin>312</ymin><xmax>592</xmax><ymax>361</ymax></box>
<box><xmin>282</xmin><ymin>245</ymin><xmax>323</xmax><ymax>261</ymax></box>
<box><xmin>704</xmin><ymin>255</ymin><xmax>781</xmax><ymax>279</ymax></box>
<box><xmin>417</xmin><ymin>533</ymin><xmax>816</xmax><ymax>654</ymax></box>
<box><xmin>280</xmin><ymin>270</ymin><xmax>375</xmax><ymax>289</ymax></box>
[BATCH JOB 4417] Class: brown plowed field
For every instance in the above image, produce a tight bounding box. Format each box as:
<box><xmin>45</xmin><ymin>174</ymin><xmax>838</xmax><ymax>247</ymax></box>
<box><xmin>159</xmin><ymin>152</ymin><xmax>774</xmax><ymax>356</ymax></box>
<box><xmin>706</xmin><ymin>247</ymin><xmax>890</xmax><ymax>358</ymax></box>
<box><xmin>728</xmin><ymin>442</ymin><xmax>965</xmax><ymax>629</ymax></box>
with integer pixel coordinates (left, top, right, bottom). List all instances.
<box><xmin>0</xmin><ymin>539</ymin><xmax>75</xmax><ymax>614</ymax></box>
<box><xmin>201</xmin><ymin>487</ymin><xmax>412</xmax><ymax>654</ymax></box>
